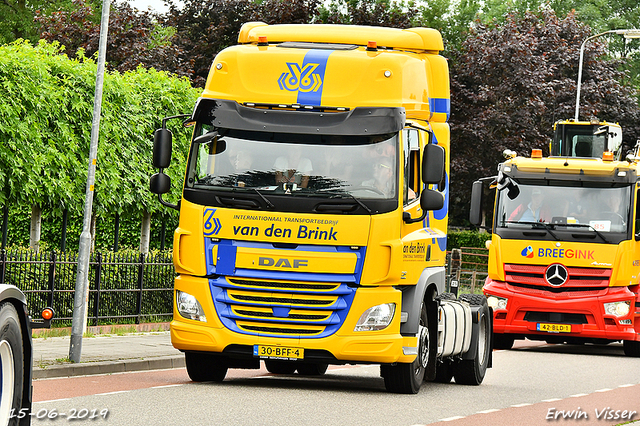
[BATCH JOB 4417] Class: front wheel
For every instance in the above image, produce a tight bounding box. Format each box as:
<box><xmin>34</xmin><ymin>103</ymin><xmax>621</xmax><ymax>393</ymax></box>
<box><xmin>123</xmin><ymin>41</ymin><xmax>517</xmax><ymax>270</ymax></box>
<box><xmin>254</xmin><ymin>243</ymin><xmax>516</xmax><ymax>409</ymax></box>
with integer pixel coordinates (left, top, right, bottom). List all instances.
<box><xmin>296</xmin><ymin>363</ymin><xmax>328</xmax><ymax>376</ymax></box>
<box><xmin>185</xmin><ymin>352</ymin><xmax>228</xmax><ymax>382</ymax></box>
<box><xmin>381</xmin><ymin>302</ymin><xmax>433</xmax><ymax>394</ymax></box>
<box><xmin>623</xmin><ymin>340</ymin><xmax>640</xmax><ymax>357</ymax></box>
<box><xmin>454</xmin><ymin>294</ymin><xmax>491</xmax><ymax>385</ymax></box>
<box><xmin>265</xmin><ymin>360</ymin><xmax>297</xmax><ymax>374</ymax></box>
<box><xmin>0</xmin><ymin>302</ymin><xmax>24</xmax><ymax>426</ymax></box>
<box><xmin>493</xmin><ymin>333</ymin><xmax>515</xmax><ymax>350</ymax></box>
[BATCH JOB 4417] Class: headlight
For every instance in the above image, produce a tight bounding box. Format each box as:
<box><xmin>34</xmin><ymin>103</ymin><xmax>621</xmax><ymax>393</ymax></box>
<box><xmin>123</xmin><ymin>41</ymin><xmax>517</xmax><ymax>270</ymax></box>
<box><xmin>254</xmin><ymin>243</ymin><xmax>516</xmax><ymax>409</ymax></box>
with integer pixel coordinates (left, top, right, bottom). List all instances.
<box><xmin>177</xmin><ymin>290</ymin><xmax>207</xmax><ymax>322</ymax></box>
<box><xmin>354</xmin><ymin>303</ymin><xmax>395</xmax><ymax>331</ymax></box>
<box><xmin>603</xmin><ymin>301</ymin><xmax>630</xmax><ymax>317</ymax></box>
<box><xmin>487</xmin><ymin>295</ymin><xmax>508</xmax><ymax>310</ymax></box>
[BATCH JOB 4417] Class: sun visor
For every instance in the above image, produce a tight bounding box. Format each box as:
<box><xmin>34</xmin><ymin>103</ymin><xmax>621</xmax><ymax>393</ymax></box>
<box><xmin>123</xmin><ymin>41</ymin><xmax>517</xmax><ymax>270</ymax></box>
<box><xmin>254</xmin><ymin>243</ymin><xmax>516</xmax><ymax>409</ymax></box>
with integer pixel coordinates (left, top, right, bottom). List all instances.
<box><xmin>191</xmin><ymin>98</ymin><xmax>405</xmax><ymax>136</ymax></box>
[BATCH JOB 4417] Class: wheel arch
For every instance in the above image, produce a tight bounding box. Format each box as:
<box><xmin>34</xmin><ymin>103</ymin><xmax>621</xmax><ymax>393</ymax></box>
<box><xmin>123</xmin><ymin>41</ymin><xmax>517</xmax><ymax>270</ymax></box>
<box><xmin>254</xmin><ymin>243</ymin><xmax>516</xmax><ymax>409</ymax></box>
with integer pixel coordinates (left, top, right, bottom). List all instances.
<box><xmin>400</xmin><ymin>267</ymin><xmax>445</xmax><ymax>335</ymax></box>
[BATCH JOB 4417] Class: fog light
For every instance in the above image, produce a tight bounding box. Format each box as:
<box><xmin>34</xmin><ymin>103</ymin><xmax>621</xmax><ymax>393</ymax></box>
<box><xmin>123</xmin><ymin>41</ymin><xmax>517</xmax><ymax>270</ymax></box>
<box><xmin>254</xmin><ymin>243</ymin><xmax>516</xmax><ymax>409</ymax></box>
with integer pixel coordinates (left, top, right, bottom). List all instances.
<box><xmin>603</xmin><ymin>301</ymin><xmax>630</xmax><ymax>317</ymax></box>
<box><xmin>487</xmin><ymin>295</ymin><xmax>508</xmax><ymax>310</ymax></box>
<box><xmin>354</xmin><ymin>303</ymin><xmax>395</xmax><ymax>331</ymax></box>
<box><xmin>177</xmin><ymin>291</ymin><xmax>207</xmax><ymax>322</ymax></box>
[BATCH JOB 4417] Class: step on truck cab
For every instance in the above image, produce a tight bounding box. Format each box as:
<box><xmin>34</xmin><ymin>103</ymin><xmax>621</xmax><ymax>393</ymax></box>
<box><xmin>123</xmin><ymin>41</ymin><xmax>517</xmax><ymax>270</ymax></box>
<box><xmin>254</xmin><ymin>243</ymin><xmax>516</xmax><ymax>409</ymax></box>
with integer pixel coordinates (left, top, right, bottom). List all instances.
<box><xmin>150</xmin><ymin>22</ymin><xmax>492</xmax><ymax>393</ymax></box>
<box><xmin>470</xmin><ymin>146</ymin><xmax>640</xmax><ymax>356</ymax></box>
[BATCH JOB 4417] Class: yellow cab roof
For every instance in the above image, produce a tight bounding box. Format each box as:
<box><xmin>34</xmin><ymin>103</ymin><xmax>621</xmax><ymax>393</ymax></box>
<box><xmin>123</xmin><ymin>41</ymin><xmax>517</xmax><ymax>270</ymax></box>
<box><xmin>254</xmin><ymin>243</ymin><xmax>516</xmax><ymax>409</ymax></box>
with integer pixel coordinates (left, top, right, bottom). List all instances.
<box><xmin>507</xmin><ymin>156</ymin><xmax>636</xmax><ymax>177</ymax></box>
<box><xmin>201</xmin><ymin>23</ymin><xmax>450</xmax><ymax>121</ymax></box>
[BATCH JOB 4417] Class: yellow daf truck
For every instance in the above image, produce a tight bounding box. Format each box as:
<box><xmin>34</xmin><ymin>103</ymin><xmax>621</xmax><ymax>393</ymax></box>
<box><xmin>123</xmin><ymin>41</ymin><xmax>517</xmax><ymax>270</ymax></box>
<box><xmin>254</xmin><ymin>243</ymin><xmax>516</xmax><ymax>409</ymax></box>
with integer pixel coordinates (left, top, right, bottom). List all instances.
<box><xmin>150</xmin><ymin>23</ymin><xmax>492</xmax><ymax>393</ymax></box>
<box><xmin>470</xmin><ymin>142</ymin><xmax>640</xmax><ymax>356</ymax></box>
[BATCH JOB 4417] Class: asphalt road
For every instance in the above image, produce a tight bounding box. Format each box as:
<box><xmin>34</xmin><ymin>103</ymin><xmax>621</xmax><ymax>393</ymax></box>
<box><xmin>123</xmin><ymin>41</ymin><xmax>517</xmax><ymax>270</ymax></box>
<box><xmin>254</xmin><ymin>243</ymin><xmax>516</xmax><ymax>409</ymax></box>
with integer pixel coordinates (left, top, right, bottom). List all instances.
<box><xmin>30</xmin><ymin>341</ymin><xmax>640</xmax><ymax>426</ymax></box>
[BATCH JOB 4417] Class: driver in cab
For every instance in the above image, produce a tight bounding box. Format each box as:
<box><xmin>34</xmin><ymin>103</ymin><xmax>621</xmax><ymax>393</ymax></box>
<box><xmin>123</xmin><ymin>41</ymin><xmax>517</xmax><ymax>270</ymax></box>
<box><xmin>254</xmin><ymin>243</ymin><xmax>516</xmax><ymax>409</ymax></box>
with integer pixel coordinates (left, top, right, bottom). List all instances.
<box><xmin>509</xmin><ymin>188</ymin><xmax>550</xmax><ymax>222</ymax></box>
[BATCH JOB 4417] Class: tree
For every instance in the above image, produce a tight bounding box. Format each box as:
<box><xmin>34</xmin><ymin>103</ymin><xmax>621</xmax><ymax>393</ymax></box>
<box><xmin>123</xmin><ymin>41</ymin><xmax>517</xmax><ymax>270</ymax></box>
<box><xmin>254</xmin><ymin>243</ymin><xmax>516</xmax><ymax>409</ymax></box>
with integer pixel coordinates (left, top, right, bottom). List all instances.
<box><xmin>166</xmin><ymin>0</ymin><xmax>320</xmax><ymax>87</ymax></box>
<box><xmin>0</xmin><ymin>0</ymin><xmax>99</xmax><ymax>45</ymax></box>
<box><xmin>447</xmin><ymin>9</ymin><xmax>640</xmax><ymax>225</ymax></box>
<box><xmin>0</xmin><ymin>40</ymin><xmax>199</xmax><ymax>251</ymax></box>
<box><xmin>318</xmin><ymin>0</ymin><xmax>417</xmax><ymax>28</ymax></box>
<box><xmin>480</xmin><ymin>0</ymin><xmax>640</xmax><ymax>87</ymax></box>
<box><xmin>36</xmin><ymin>0</ymin><xmax>191</xmax><ymax>79</ymax></box>
<box><xmin>418</xmin><ymin>0</ymin><xmax>481</xmax><ymax>54</ymax></box>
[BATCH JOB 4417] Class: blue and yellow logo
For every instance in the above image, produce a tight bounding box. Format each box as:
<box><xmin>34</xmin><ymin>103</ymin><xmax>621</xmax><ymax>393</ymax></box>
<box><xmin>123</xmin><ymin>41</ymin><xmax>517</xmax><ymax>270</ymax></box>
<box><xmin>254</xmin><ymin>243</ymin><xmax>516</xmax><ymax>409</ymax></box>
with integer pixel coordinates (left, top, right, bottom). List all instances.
<box><xmin>521</xmin><ymin>245</ymin><xmax>534</xmax><ymax>258</ymax></box>
<box><xmin>204</xmin><ymin>208</ymin><xmax>222</xmax><ymax>236</ymax></box>
<box><xmin>279</xmin><ymin>63</ymin><xmax>322</xmax><ymax>93</ymax></box>
<box><xmin>278</xmin><ymin>50</ymin><xmax>332</xmax><ymax>106</ymax></box>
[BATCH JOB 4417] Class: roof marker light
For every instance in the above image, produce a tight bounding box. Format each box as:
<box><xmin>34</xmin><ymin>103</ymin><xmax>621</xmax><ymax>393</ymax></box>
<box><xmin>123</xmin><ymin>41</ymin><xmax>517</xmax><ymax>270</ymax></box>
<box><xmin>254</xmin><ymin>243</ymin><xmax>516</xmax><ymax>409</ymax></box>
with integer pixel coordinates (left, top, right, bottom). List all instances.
<box><xmin>258</xmin><ymin>36</ymin><xmax>268</xmax><ymax>46</ymax></box>
<box><xmin>531</xmin><ymin>149</ymin><xmax>542</xmax><ymax>158</ymax></box>
<box><xmin>603</xmin><ymin>151</ymin><xmax>614</xmax><ymax>161</ymax></box>
<box><xmin>367</xmin><ymin>41</ymin><xmax>378</xmax><ymax>51</ymax></box>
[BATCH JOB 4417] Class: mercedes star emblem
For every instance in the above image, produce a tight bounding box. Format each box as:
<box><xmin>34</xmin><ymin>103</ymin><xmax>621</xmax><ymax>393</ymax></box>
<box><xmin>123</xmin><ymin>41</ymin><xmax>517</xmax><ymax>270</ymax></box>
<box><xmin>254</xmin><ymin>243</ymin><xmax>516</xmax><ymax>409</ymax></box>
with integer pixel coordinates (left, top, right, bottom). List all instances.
<box><xmin>545</xmin><ymin>264</ymin><xmax>568</xmax><ymax>286</ymax></box>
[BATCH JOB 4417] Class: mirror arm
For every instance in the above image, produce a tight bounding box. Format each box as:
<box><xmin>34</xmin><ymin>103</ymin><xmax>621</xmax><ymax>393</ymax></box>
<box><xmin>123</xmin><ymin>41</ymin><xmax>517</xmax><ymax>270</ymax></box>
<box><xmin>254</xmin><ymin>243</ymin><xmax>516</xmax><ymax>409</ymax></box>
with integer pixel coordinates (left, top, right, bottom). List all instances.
<box><xmin>474</xmin><ymin>224</ymin><xmax>492</xmax><ymax>233</ymax></box>
<box><xmin>403</xmin><ymin>210</ymin><xmax>427</xmax><ymax>224</ymax></box>
<box><xmin>158</xmin><ymin>193</ymin><xmax>179</xmax><ymax>211</ymax></box>
<box><xmin>162</xmin><ymin>113</ymin><xmax>192</xmax><ymax>129</ymax></box>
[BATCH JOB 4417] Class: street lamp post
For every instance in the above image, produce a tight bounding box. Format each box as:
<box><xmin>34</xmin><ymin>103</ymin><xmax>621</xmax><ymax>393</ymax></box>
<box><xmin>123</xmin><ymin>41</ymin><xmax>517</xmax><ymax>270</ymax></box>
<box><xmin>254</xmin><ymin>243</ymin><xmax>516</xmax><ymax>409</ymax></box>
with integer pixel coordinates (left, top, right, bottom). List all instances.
<box><xmin>574</xmin><ymin>29</ymin><xmax>640</xmax><ymax>121</ymax></box>
<box><xmin>69</xmin><ymin>0</ymin><xmax>110</xmax><ymax>364</ymax></box>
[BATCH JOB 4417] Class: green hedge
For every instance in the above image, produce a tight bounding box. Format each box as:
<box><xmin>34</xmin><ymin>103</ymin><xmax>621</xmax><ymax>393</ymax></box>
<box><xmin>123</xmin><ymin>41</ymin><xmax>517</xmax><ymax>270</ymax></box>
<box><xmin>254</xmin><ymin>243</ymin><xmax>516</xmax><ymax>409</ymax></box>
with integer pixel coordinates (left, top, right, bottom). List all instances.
<box><xmin>447</xmin><ymin>230</ymin><xmax>491</xmax><ymax>250</ymax></box>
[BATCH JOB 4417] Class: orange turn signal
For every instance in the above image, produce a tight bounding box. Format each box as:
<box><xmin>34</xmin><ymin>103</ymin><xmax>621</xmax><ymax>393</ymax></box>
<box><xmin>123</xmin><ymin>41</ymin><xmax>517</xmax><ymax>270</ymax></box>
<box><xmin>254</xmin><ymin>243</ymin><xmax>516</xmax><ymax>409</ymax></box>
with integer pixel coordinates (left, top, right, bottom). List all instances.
<box><xmin>41</xmin><ymin>307</ymin><xmax>54</xmax><ymax>321</ymax></box>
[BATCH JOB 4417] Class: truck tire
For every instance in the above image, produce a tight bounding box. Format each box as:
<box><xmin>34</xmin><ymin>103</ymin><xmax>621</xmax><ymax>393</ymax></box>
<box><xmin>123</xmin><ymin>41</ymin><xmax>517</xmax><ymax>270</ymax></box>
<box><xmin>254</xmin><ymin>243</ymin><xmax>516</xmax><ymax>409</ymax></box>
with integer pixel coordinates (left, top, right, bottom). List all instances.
<box><xmin>265</xmin><ymin>360</ymin><xmax>297</xmax><ymax>374</ymax></box>
<box><xmin>433</xmin><ymin>361</ymin><xmax>453</xmax><ymax>383</ymax></box>
<box><xmin>185</xmin><ymin>352</ymin><xmax>228</xmax><ymax>382</ymax></box>
<box><xmin>436</xmin><ymin>292</ymin><xmax>456</xmax><ymax>301</ymax></box>
<box><xmin>296</xmin><ymin>363</ymin><xmax>328</xmax><ymax>376</ymax></box>
<box><xmin>493</xmin><ymin>333</ymin><xmax>515</xmax><ymax>350</ymax></box>
<box><xmin>0</xmin><ymin>302</ymin><xmax>24</xmax><ymax>426</ymax></box>
<box><xmin>623</xmin><ymin>340</ymin><xmax>640</xmax><ymax>357</ymax></box>
<box><xmin>454</xmin><ymin>294</ymin><xmax>490</xmax><ymax>385</ymax></box>
<box><xmin>381</xmin><ymin>302</ymin><xmax>430</xmax><ymax>394</ymax></box>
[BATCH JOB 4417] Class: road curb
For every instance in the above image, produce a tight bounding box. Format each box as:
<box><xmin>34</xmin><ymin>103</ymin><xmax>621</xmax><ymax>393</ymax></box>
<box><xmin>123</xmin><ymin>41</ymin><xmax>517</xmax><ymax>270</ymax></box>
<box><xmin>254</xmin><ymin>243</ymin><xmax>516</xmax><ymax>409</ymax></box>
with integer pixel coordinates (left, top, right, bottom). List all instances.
<box><xmin>33</xmin><ymin>355</ymin><xmax>185</xmax><ymax>380</ymax></box>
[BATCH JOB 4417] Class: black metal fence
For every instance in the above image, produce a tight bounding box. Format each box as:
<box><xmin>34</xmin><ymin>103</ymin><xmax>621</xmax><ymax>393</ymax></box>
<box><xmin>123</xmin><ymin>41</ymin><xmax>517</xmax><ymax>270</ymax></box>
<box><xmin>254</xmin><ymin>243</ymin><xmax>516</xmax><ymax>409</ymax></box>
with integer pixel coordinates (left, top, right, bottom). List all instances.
<box><xmin>445</xmin><ymin>247</ymin><xmax>489</xmax><ymax>294</ymax></box>
<box><xmin>0</xmin><ymin>249</ymin><xmax>174</xmax><ymax>326</ymax></box>
<box><xmin>0</xmin><ymin>246</ymin><xmax>490</xmax><ymax>327</ymax></box>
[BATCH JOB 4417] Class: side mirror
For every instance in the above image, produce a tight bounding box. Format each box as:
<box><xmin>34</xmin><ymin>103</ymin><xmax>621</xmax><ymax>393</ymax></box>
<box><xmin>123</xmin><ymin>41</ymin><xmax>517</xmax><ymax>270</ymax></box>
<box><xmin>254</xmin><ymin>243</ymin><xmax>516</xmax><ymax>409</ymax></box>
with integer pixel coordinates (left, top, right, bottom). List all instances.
<box><xmin>403</xmin><ymin>189</ymin><xmax>444</xmax><ymax>224</ymax></box>
<box><xmin>150</xmin><ymin>172</ymin><xmax>171</xmax><ymax>195</ymax></box>
<box><xmin>422</xmin><ymin>143</ymin><xmax>445</xmax><ymax>184</ymax></box>
<box><xmin>153</xmin><ymin>128</ymin><xmax>173</xmax><ymax>169</ymax></box>
<box><xmin>421</xmin><ymin>188</ymin><xmax>444</xmax><ymax>211</ymax></box>
<box><xmin>469</xmin><ymin>180</ymin><xmax>483</xmax><ymax>226</ymax></box>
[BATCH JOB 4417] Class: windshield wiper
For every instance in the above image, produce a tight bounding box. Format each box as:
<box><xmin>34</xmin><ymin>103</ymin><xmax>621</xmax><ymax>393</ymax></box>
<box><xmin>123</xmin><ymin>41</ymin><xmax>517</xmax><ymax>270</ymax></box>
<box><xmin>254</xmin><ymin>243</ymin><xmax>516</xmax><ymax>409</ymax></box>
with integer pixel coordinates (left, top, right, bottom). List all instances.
<box><xmin>553</xmin><ymin>223</ymin><xmax>610</xmax><ymax>243</ymax></box>
<box><xmin>252</xmin><ymin>188</ymin><xmax>274</xmax><ymax>208</ymax></box>
<box><xmin>504</xmin><ymin>221</ymin><xmax>560</xmax><ymax>241</ymax></box>
<box><xmin>316</xmin><ymin>190</ymin><xmax>372</xmax><ymax>214</ymax></box>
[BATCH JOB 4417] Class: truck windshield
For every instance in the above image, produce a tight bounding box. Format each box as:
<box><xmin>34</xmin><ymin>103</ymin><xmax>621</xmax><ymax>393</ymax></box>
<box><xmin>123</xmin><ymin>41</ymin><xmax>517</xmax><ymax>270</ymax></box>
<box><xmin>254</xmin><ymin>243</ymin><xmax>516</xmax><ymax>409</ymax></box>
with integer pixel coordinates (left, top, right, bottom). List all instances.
<box><xmin>495</xmin><ymin>184</ymin><xmax>631</xmax><ymax>235</ymax></box>
<box><xmin>186</xmin><ymin>126</ymin><xmax>398</xmax><ymax>200</ymax></box>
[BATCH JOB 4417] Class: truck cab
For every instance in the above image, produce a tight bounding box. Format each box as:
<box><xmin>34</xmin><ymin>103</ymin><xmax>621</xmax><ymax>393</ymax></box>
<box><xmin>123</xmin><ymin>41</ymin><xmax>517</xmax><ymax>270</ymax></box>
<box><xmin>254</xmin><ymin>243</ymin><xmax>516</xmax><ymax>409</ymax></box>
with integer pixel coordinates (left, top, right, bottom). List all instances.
<box><xmin>470</xmin><ymin>148</ymin><xmax>640</xmax><ymax>356</ymax></box>
<box><xmin>151</xmin><ymin>22</ymin><xmax>492</xmax><ymax>394</ymax></box>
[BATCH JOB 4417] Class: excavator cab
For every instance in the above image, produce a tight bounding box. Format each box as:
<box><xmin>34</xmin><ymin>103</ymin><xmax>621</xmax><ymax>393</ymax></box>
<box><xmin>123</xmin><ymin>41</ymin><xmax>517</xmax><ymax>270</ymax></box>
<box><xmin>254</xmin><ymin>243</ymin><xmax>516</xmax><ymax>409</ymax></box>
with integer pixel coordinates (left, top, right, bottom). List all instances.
<box><xmin>551</xmin><ymin>120</ymin><xmax>622</xmax><ymax>159</ymax></box>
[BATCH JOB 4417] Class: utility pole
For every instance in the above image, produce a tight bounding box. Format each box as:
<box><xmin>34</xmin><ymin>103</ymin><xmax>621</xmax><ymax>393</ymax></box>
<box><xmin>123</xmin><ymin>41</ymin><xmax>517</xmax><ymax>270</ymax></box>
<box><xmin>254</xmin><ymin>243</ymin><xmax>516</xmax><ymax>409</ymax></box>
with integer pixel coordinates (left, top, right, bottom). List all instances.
<box><xmin>69</xmin><ymin>0</ymin><xmax>110</xmax><ymax>363</ymax></box>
